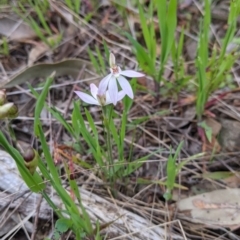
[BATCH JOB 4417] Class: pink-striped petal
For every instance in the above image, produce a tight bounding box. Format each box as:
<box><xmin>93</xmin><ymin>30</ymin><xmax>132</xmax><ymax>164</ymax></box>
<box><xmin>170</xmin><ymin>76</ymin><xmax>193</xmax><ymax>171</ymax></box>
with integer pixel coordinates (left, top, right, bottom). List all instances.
<box><xmin>120</xmin><ymin>70</ymin><xmax>144</xmax><ymax>78</ymax></box>
<box><xmin>74</xmin><ymin>91</ymin><xmax>99</xmax><ymax>105</ymax></box>
<box><xmin>98</xmin><ymin>73</ymin><xmax>112</xmax><ymax>95</ymax></box>
<box><xmin>108</xmin><ymin>76</ymin><xmax>118</xmax><ymax>105</ymax></box>
<box><xmin>117</xmin><ymin>75</ymin><xmax>133</xmax><ymax>99</ymax></box>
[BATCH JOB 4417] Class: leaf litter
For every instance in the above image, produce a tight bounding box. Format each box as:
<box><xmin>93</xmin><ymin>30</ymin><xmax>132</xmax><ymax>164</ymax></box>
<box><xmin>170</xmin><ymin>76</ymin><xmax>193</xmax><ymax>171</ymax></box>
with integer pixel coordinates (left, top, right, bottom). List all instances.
<box><xmin>1</xmin><ymin>1</ymin><xmax>240</xmax><ymax>240</ymax></box>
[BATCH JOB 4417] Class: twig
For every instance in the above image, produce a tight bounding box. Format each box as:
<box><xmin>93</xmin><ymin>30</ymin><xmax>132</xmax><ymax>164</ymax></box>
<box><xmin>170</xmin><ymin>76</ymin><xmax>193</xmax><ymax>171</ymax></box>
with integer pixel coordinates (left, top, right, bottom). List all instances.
<box><xmin>30</xmin><ymin>195</ymin><xmax>43</xmax><ymax>240</ymax></box>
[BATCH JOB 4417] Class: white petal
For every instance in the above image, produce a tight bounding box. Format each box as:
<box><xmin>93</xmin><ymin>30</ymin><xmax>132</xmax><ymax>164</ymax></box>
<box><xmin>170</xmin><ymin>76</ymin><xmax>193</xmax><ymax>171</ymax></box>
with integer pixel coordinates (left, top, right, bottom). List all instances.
<box><xmin>90</xmin><ymin>83</ymin><xmax>98</xmax><ymax>99</ymax></box>
<box><xmin>117</xmin><ymin>75</ymin><xmax>133</xmax><ymax>99</ymax></box>
<box><xmin>98</xmin><ymin>73</ymin><xmax>112</xmax><ymax>95</ymax></box>
<box><xmin>105</xmin><ymin>91</ymin><xmax>113</xmax><ymax>105</ymax></box>
<box><xmin>74</xmin><ymin>91</ymin><xmax>100</xmax><ymax>105</ymax></box>
<box><xmin>105</xmin><ymin>90</ymin><xmax>126</xmax><ymax>105</ymax></box>
<box><xmin>120</xmin><ymin>70</ymin><xmax>144</xmax><ymax>78</ymax></box>
<box><xmin>117</xmin><ymin>90</ymin><xmax>126</xmax><ymax>101</ymax></box>
<box><xmin>108</xmin><ymin>76</ymin><xmax>118</xmax><ymax>105</ymax></box>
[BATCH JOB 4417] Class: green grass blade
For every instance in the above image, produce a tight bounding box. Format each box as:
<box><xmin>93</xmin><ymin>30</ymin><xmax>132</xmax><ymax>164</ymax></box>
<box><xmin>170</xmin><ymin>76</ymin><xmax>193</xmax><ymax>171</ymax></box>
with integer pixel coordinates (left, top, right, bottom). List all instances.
<box><xmin>33</xmin><ymin>72</ymin><xmax>55</xmax><ymax>136</ymax></box>
<box><xmin>29</xmin><ymin>84</ymin><xmax>75</xmax><ymax>137</ymax></box>
<box><xmin>95</xmin><ymin>46</ymin><xmax>106</xmax><ymax>74</ymax></box>
<box><xmin>126</xmin><ymin>32</ymin><xmax>154</xmax><ymax>73</ymax></box>
<box><xmin>50</xmin><ymin>106</ymin><xmax>75</xmax><ymax>136</ymax></box>
<box><xmin>0</xmin><ymin>131</ymin><xmax>45</xmax><ymax>192</ymax></box>
<box><xmin>87</xmin><ymin>48</ymin><xmax>101</xmax><ymax>74</ymax></box>
<box><xmin>166</xmin><ymin>0</ymin><xmax>177</xmax><ymax>56</ymax></box>
<box><xmin>85</xmin><ymin>108</ymin><xmax>98</xmax><ymax>144</ymax></box>
<box><xmin>138</xmin><ymin>4</ymin><xmax>151</xmax><ymax>53</ymax></box>
<box><xmin>65</xmin><ymin>0</ymin><xmax>74</xmax><ymax>12</ymax></box>
<box><xmin>156</xmin><ymin>0</ymin><xmax>167</xmax><ymax>62</ymax></box>
<box><xmin>148</xmin><ymin>1</ymin><xmax>156</xmax><ymax>61</ymax></box>
<box><xmin>72</xmin><ymin>100</ymin><xmax>81</xmax><ymax>136</ymax></box>
<box><xmin>38</xmin><ymin>124</ymin><xmax>61</xmax><ymax>185</ymax></box>
<box><xmin>103</xmin><ymin>40</ymin><xmax>110</xmax><ymax>61</ymax></box>
<box><xmin>35</xmin><ymin>5</ymin><xmax>52</xmax><ymax>35</ymax></box>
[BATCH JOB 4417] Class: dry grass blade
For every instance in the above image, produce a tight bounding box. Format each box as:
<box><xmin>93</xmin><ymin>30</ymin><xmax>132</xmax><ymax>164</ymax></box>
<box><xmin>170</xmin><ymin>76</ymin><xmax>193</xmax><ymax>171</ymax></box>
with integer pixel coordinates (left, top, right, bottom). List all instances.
<box><xmin>0</xmin><ymin>17</ymin><xmax>36</xmax><ymax>41</ymax></box>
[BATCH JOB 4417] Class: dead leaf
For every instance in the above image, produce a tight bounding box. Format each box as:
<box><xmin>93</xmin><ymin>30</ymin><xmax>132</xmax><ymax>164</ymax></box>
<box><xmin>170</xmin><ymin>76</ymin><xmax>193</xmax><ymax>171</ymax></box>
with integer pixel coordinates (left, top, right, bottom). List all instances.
<box><xmin>222</xmin><ymin>175</ymin><xmax>240</xmax><ymax>188</ymax></box>
<box><xmin>204</xmin><ymin>135</ymin><xmax>221</xmax><ymax>153</ymax></box>
<box><xmin>205</xmin><ymin>117</ymin><xmax>222</xmax><ymax>137</ymax></box>
<box><xmin>101</xmin><ymin>8</ymin><xmax>110</xmax><ymax>26</ymax></box>
<box><xmin>27</xmin><ymin>34</ymin><xmax>61</xmax><ymax>66</ymax></box>
<box><xmin>0</xmin><ymin>59</ymin><xmax>91</xmax><ymax>88</ymax></box>
<box><xmin>179</xmin><ymin>95</ymin><xmax>196</xmax><ymax>106</ymax></box>
<box><xmin>166</xmin><ymin>106</ymin><xmax>196</xmax><ymax>130</ymax></box>
<box><xmin>28</xmin><ymin>42</ymin><xmax>50</xmax><ymax>66</ymax></box>
<box><xmin>200</xmin><ymin>118</ymin><xmax>221</xmax><ymax>153</ymax></box>
<box><xmin>0</xmin><ymin>17</ymin><xmax>36</xmax><ymax>41</ymax></box>
<box><xmin>177</xmin><ymin>189</ymin><xmax>240</xmax><ymax>228</ymax></box>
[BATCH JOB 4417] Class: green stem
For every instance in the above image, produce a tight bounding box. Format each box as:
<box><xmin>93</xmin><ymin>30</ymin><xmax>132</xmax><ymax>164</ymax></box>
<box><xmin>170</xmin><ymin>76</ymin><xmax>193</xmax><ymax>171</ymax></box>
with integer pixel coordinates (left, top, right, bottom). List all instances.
<box><xmin>75</xmin><ymin>230</ymin><xmax>81</xmax><ymax>240</ymax></box>
<box><xmin>102</xmin><ymin>105</ymin><xmax>114</xmax><ymax>181</ymax></box>
<box><xmin>41</xmin><ymin>191</ymin><xmax>63</xmax><ymax>218</ymax></box>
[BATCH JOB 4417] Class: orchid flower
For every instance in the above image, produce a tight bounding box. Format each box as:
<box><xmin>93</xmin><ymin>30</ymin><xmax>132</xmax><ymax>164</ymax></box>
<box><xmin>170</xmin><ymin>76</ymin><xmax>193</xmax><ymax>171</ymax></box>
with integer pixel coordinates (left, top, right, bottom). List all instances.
<box><xmin>98</xmin><ymin>52</ymin><xmax>145</xmax><ymax>105</ymax></box>
<box><xmin>75</xmin><ymin>83</ymin><xmax>125</xmax><ymax>106</ymax></box>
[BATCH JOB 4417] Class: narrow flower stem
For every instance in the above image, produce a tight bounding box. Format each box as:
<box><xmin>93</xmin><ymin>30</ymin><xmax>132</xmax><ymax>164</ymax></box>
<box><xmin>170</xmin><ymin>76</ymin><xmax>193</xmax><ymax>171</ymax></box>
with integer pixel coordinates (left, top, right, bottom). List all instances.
<box><xmin>102</xmin><ymin>105</ymin><xmax>114</xmax><ymax>180</ymax></box>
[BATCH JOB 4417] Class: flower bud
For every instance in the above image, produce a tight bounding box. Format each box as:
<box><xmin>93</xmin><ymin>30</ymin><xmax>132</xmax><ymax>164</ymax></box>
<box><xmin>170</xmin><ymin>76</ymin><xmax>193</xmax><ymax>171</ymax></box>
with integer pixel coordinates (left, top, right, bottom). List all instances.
<box><xmin>7</xmin><ymin>104</ymin><xmax>18</xmax><ymax>118</ymax></box>
<box><xmin>16</xmin><ymin>141</ymin><xmax>39</xmax><ymax>175</ymax></box>
<box><xmin>23</xmin><ymin>148</ymin><xmax>39</xmax><ymax>175</ymax></box>
<box><xmin>0</xmin><ymin>90</ymin><xmax>6</xmax><ymax>106</ymax></box>
<box><xmin>109</xmin><ymin>52</ymin><xmax>116</xmax><ymax>68</ymax></box>
<box><xmin>70</xmin><ymin>173</ymin><xmax>76</xmax><ymax>180</ymax></box>
<box><xmin>0</xmin><ymin>103</ymin><xmax>14</xmax><ymax>119</ymax></box>
<box><xmin>23</xmin><ymin>148</ymin><xmax>35</xmax><ymax>162</ymax></box>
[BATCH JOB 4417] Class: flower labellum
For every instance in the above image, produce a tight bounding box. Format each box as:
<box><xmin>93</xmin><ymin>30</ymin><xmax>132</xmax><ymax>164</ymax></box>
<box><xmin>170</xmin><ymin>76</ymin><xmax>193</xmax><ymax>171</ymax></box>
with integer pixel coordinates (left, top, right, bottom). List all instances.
<box><xmin>99</xmin><ymin>52</ymin><xmax>145</xmax><ymax>105</ymax></box>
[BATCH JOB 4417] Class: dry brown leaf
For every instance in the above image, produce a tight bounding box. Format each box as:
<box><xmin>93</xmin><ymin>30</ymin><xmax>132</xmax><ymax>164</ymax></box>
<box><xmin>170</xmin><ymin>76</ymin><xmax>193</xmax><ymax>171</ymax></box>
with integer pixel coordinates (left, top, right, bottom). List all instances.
<box><xmin>203</xmin><ymin>135</ymin><xmax>221</xmax><ymax>153</ymax></box>
<box><xmin>28</xmin><ymin>42</ymin><xmax>50</xmax><ymax>66</ymax></box>
<box><xmin>177</xmin><ymin>189</ymin><xmax>240</xmax><ymax>228</ymax></box>
<box><xmin>101</xmin><ymin>8</ymin><xmax>110</xmax><ymax>26</ymax></box>
<box><xmin>0</xmin><ymin>17</ymin><xmax>36</xmax><ymax>41</ymax></box>
<box><xmin>166</xmin><ymin>106</ymin><xmax>196</xmax><ymax>130</ymax></box>
<box><xmin>27</xmin><ymin>34</ymin><xmax>61</xmax><ymax>66</ymax></box>
<box><xmin>221</xmin><ymin>174</ymin><xmax>240</xmax><ymax>188</ymax></box>
<box><xmin>201</xmin><ymin>117</ymin><xmax>222</xmax><ymax>153</ymax></box>
<box><xmin>179</xmin><ymin>95</ymin><xmax>196</xmax><ymax>106</ymax></box>
<box><xmin>205</xmin><ymin>117</ymin><xmax>222</xmax><ymax>137</ymax></box>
